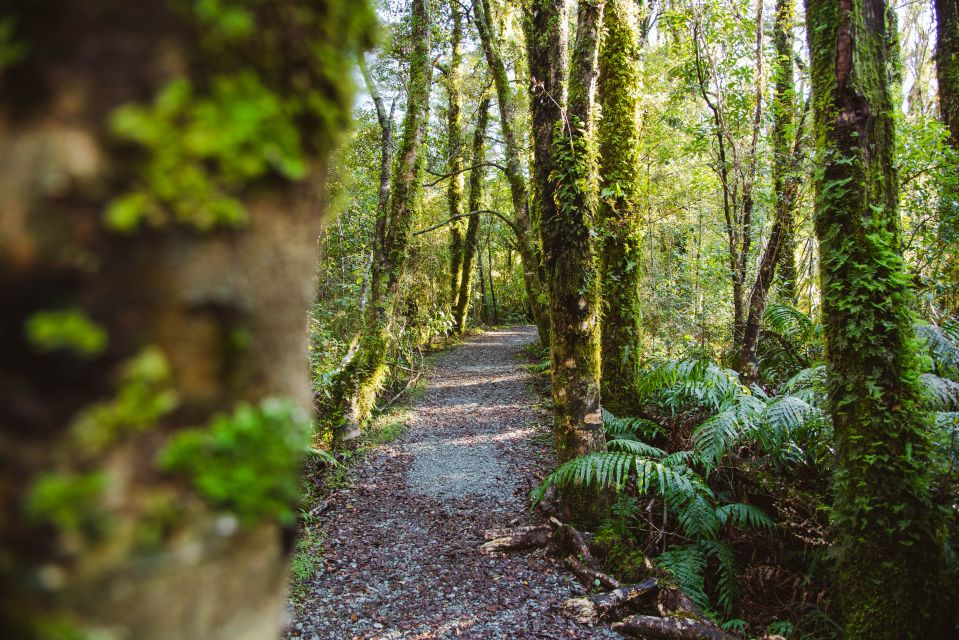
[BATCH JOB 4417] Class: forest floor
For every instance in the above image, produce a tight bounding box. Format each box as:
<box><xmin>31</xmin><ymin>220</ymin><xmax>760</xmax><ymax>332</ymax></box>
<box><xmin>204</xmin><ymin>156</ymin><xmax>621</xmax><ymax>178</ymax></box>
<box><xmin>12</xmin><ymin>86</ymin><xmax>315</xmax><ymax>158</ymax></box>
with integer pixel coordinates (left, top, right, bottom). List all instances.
<box><xmin>285</xmin><ymin>326</ymin><xmax>619</xmax><ymax>640</ymax></box>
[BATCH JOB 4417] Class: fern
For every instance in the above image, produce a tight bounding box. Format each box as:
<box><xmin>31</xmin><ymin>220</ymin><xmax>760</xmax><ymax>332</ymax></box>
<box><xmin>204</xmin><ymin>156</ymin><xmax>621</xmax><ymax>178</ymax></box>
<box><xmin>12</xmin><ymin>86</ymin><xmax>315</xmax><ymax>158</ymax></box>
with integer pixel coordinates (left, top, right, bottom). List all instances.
<box><xmin>700</xmin><ymin>538</ymin><xmax>739</xmax><ymax>615</ymax></box>
<box><xmin>717</xmin><ymin>503</ymin><xmax>773</xmax><ymax>529</ymax></box>
<box><xmin>638</xmin><ymin>359</ymin><xmax>744</xmax><ymax>412</ymax></box>
<box><xmin>602</xmin><ymin>408</ymin><xmax>666</xmax><ymax>440</ymax></box>
<box><xmin>921</xmin><ymin>373</ymin><xmax>959</xmax><ymax>411</ymax></box>
<box><xmin>656</xmin><ymin>545</ymin><xmax>710</xmax><ymax>611</ymax></box>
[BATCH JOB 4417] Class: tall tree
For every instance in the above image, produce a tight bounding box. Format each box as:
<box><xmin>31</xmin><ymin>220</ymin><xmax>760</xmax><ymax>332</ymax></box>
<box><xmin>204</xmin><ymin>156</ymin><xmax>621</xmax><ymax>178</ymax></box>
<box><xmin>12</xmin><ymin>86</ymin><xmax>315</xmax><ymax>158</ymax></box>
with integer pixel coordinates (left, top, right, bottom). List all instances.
<box><xmin>526</xmin><ymin>0</ymin><xmax>607</xmax><ymax>520</ymax></box>
<box><xmin>454</xmin><ymin>96</ymin><xmax>492</xmax><ymax>333</ymax></box>
<box><xmin>740</xmin><ymin>0</ymin><xmax>805</xmax><ymax>380</ymax></box>
<box><xmin>445</xmin><ymin>0</ymin><xmax>466</xmax><ymax>302</ymax></box>
<box><xmin>935</xmin><ymin>0</ymin><xmax>959</xmax><ymax>313</ymax></box>
<box><xmin>597</xmin><ymin>0</ymin><xmax>644</xmax><ymax>415</ymax></box>
<box><xmin>474</xmin><ymin>0</ymin><xmax>551</xmax><ymax>344</ymax></box>
<box><xmin>323</xmin><ymin>0</ymin><xmax>433</xmax><ymax>440</ymax></box>
<box><xmin>0</xmin><ymin>1</ymin><xmax>373</xmax><ymax>637</ymax></box>
<box><xmin>805</xmin><ymin>0</ymin><xmax>948</xmax><ymax>636</ymax></box>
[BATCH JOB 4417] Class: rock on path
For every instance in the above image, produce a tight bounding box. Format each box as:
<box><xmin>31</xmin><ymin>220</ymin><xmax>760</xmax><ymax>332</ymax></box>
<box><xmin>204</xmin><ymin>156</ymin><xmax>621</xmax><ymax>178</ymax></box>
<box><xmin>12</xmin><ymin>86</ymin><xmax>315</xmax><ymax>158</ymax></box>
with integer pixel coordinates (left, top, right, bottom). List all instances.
<box><xmin>286</xmin><ymin>326</ymin><xmax>619</xmax><ymax>640</ymax></box>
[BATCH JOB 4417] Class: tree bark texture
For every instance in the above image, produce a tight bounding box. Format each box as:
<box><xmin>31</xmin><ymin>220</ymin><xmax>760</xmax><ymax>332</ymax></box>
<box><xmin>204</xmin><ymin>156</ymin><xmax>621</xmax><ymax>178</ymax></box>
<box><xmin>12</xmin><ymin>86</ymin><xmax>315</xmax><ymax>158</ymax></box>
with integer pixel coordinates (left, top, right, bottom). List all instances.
<box><xmin>936</xmin><ymin>0</ymin><xmax>959</xmax><ymax>313</ymax></box>
<box><xmin>446</xmin><ymin>0</ymin><xmax>466</xmax><ymax>303</ymax></box>
<box><xmin>0</xmin><ymin>1</ymin><xmax>373</xmax><ymax>637</ymax></box>
<box><xmin>454</xmin><ymin>96</ymin><xmax>491</xmax><ymax>333</ymax></box>
<box><xmin>805</xmin><ymin>0</ymin><xmax>949</xmax><ymax>636</ymax></box>
<box><xmin>597</xmin><ymin>0</ymin><xmax>644</xmax><ymax>415</ymax></box>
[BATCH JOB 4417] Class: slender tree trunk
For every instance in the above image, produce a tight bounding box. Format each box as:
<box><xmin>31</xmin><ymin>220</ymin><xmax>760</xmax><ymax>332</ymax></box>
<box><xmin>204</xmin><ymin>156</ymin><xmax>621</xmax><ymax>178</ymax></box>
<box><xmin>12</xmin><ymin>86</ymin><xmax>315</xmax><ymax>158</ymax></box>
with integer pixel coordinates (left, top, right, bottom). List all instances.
<box><xmin>474</xmin><ymin>0</ymin><xmax>550</xmax><ymax>344</ymax></box>
<box><xmin>454</xmin><ymin>96</ymin><xmax>492</xmax><ymax>333</ymax></box>
<box><xmin>322</xmin><ymin>0</ymin><xmax>433</xmax><ymax>441</ymax></box>
<box><xmin>526</xmin><ymin>0</ymin><xmax>607</xmax><ymax>522</ymax></box>
<box><xmin>597</xmin><ymin>0</ymin><xmax>643</xmax><ymax>416</ymax></box>
<box><xmin>477</xmin><ymin>242</ymin><xmax>489</xmax><ymax>322</ymax></box>
<box><xmin>936</xmin><ymin>0</ymin><xmax>959</xmax><ymax>313</ymax></box>
<box><xmin>488</xmin><ymin>240</ymin><xmax>499</xmax><ymax>323</ymax></box>
<box><xmin>0</xmin><ymin>2</ymin><xmax>372</xmax><ymax>637</ymax></box>
<box><xmin>805</xmin><ymin>0</ymin><xmax>948</xmax><ymax>636</ymax></box>
<box><xmin>740</xmin><ymin>0</ymin><xmax>801</xmax><ymax>381</ymax></box>
<box><xmin>446</xmin><ymin>1</ymin><xmax>466</xmax><ymax>303</ymax></box>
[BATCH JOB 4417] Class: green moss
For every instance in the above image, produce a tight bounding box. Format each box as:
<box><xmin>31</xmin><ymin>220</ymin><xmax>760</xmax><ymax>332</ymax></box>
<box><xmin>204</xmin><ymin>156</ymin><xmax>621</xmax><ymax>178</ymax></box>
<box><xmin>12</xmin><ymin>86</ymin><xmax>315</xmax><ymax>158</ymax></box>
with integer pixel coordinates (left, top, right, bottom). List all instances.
<box><xmin>71</xmin><ymin>347</ymin><xmax>178</xmax><ymax>453</ymax></box>
<box><xmin>597</xmin><ymin>0</ymin><xmax>644</xmax><ymax>416</ymax></box>
<box><xmin>25</xmin><ymin>309</ymin><xmax>108</xmax><ymax>356</ymax></box>
<box><xmin>807</xmin><ymin>0</ymin><xmax>949</xmax><ymax>635</ymax></box>
<box><xmin>158</xmin><ymin>397</ymin><xmax>310</xmax><ymax>526</ymax></box>
<box><xmin>26</xmin><ymin>472</ymin><xmax>108</xmax><ymax>536</ymax></box>
<box><xmin>105</xmin><ymin>0</ymin><xmax>376</xmax><ymax>233</ymax></box>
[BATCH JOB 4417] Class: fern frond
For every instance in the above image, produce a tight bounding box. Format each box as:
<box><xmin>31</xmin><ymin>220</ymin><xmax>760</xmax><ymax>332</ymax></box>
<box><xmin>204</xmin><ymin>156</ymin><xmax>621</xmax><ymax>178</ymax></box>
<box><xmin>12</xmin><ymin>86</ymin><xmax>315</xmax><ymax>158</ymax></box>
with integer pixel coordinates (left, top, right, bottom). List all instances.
<box><xmin>717</xmin><ymin>503</ymin><xmax>773</xmax><ymax>530</ymax></box>
<box><xmin>602</xmin><ymin>409</ymin><xmax>664</xmax><ymax>439</ymax></box>
<box><xmin>699</xmin><ymin>538</ymin><xmax>738</xmax><ymax>615</ymax></box>
<box><xmin>638</xmin><ymin>359</ymin><xmax>744</xmax><ymax>411</ymax></box>
<box><xmin>921</xmin><ymin>373</ymin><xmax>959</xmax><ymax>410</ymax></box>
<box><xmin>656</xmin><ymin>545</ymin><xmax>710</xmax><ymax>611</ymax></box>
<box><xmin>764</xmin><ymin>303</ymin><xmax>819</xmax><ymax>342</ymax></box>
<box><xmin>916</xmin><ymin>322</ymin><xmax>959</xmax><ymax>378</ymax></box>
<box><xmin>607</xmin><ymin>437</ymin><xmax>666</xmax><ymax>457</ymax></box>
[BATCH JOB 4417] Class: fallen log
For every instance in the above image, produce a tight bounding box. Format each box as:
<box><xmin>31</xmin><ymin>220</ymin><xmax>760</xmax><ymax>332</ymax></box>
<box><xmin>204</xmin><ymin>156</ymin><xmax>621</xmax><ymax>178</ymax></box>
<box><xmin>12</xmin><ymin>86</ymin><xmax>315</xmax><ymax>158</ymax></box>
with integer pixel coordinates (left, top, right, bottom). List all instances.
<box><xmin>611</xmin><ymin>614</ymin><xmax>734</xmax><ymax>640</ymax></box>
<box><xmin>483</xmin><ymin>524</ymin><xmax>551</xmax><ymax>542</ymax></box>
<box><xmin>564</xmin><ymin>555</ymin><xmax>622</xmax><ymax>591</ymax></box>
<box><xmin>479</xmin><ymin>525</ymin><xmax>552</xmax><ymax>553</ymax></box>
<box><xmin>560</xmin><ymin>577</ymin><xmax>659</xmax><ymax>623</ymax></box>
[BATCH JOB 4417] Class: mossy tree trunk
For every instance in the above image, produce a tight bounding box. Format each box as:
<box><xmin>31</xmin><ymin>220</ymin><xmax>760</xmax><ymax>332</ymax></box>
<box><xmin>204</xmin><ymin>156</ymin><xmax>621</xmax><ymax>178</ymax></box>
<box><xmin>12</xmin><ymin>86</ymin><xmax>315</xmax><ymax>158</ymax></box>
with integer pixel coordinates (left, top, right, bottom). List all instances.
<box><xmin>453</xmin><ymin>96</ymin><xmax>492</xmax><ymax>333</ymax></box>
<box><xmin>597</xmin><ymin>0</ymin><xmax>643</xmax><ymax>416</ymax></box>
<box><xmin>445</xmin><ymin>0</ymin><xmax>466</xmax><ymax>303</ymax></box>
<box><xmin>526</xmin><ymin>0</ymin><xmax>607</xmax><ymax>522</ymax></box>
<box><xmin>0</xmin><ymin>1</ymin><xmax>372</xmax><ymax>637</ymax></box>
<box><xmin>475</xmin><ymin>0</ymin><xmax>550</xmax><ymax>344</ymax></box>
<box><xmin>936</xmin><ymin>0</ymin><xmax>959</xmax><ymax>314</ymax></box>
<box><xmin>321</xmin><ymin>0</ymin><xmax>433</xmax><ymax>441</ymax></box>
<box><xmin>740</xmin><ymin>0</ymin><xmax>804</xmax><ymax>381</ymax></box>
<box><xmin>805</xmin><ymin>0</ymin><xmax>948</xmax><ymax>636</ymax></box>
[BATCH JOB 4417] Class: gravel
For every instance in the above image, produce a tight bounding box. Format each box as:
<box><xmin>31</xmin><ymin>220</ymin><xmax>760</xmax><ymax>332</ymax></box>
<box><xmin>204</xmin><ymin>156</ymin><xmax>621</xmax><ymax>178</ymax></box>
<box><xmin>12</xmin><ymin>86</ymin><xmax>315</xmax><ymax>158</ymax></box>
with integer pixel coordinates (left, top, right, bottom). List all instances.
<box><xmin>285</xmin><ymin>326</ymin><xmax>621</xmax><ymax>640</ymax></box>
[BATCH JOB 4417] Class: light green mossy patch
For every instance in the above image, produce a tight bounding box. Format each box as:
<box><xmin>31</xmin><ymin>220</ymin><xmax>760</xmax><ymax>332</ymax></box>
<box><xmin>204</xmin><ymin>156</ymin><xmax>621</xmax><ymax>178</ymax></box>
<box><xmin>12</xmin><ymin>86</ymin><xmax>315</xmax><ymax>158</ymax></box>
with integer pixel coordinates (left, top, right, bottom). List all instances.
<box><xmin>71</xmin><ymin>346</ymin><xmax>178</xmax><ymax>453</ymax></box>
<box><xmin>25</xmin><ymin>309</ymin><xmax>108</xmax><ymax>356</ymax></box>
<box><xmin>158</xmin><ymin>397</ymin><xmax>310</xmax><ymax>526</ymax></box>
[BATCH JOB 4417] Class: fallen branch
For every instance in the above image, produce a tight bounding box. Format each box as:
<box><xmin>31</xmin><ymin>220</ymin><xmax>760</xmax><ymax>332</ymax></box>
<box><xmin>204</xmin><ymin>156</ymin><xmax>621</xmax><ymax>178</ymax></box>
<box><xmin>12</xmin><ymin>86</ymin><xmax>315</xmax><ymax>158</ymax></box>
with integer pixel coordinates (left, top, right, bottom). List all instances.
<box><xmin>484</xmin><ymin>524</ymin><xmax>551</xmax><ymax>541</ymax></box>
<box><xmin>564</xmin><ymin>555</ymin><xmax>621</xmax><ymax>591</ymax></box>
<box><xmin>479</xmin><ymin>525</ymin><xmax>552</xmax><ymax>554</ymax></box>
<box><xmin>612</xmin><ymin>614</ymin><xmax>734</xmax><ymax>640</ymax></box>
<box><xmin>561</xmin><ymin>578</ymin><xmax>659</xmax><ymax>623</ymax></box>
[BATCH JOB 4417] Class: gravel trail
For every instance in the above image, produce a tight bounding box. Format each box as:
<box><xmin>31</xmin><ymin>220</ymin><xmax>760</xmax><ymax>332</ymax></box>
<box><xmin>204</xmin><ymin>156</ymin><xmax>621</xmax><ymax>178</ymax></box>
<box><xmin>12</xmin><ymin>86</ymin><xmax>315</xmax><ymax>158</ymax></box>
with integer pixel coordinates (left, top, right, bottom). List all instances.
<box><xmin>286</xmin><ymin>326</ymin><xmax>618</xmax><ymax>640</ymax></box>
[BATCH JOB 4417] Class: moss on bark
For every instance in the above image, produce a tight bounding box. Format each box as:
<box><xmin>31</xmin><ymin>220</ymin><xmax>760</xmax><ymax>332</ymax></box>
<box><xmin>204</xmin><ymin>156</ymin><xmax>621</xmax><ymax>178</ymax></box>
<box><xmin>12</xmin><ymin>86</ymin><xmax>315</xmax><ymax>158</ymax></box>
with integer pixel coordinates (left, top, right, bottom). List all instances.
<box><xmin>597</xmin><ymin>0</ymin><xmax>643</xmax><ymax>416</ymax></box>
<box><xmin>806</xmin><ymin>0</ymin><xmax>949</xmax><ymax>635</ymax></box>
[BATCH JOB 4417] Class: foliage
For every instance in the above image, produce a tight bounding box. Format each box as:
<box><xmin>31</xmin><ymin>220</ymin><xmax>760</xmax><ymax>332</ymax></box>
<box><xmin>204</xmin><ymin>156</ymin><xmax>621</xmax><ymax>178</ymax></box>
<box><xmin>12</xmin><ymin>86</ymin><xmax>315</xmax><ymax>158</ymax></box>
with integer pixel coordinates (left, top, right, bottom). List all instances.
<box><xmin>159</xmin><ymin>397</ymin><xmax>310</xmax><ymax>526</ymax></box>
<box><xmin>24</xmin><ymin>309</ymin><xmax>108</xmax><ymax>356</ymax></box>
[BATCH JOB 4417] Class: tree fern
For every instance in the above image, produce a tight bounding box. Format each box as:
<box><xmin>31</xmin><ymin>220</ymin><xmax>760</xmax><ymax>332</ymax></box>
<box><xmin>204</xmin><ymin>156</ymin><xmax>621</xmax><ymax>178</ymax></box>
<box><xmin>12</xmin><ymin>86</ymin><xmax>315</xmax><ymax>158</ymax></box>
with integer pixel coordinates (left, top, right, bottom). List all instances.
<box><xmin>717</xmin><ymin>503</ymin><xmax>774</xmax><ymax>530</ymax></box>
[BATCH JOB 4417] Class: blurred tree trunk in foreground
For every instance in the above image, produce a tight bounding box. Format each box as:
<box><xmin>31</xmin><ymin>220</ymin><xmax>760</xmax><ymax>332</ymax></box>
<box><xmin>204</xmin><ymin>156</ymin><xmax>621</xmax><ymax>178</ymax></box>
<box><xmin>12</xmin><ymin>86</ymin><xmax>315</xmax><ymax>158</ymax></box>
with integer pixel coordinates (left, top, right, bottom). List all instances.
<box><xmin>0</xmin><ymin>1</ymin><xmax>372</xmax><ymax>637</ymax></box>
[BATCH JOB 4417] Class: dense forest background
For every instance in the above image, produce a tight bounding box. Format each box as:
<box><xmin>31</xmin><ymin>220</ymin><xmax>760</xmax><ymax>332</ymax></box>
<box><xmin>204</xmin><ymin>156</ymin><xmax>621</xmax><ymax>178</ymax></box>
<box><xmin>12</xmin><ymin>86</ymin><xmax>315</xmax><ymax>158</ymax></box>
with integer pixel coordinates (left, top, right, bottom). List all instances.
<box><xmin>1</xmin><ymin>0</ymin><xmax>957</xmax><ymax>638</ymax></box>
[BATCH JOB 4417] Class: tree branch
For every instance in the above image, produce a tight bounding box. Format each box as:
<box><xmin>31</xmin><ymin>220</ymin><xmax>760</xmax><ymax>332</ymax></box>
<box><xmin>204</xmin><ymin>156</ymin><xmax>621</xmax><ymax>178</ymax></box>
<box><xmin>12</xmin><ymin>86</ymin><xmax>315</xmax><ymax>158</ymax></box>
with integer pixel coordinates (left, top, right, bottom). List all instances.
<box><xmin>413</xmin><ymin>209</ymin><xmax>517</xmax><ymax>236</ymax></box>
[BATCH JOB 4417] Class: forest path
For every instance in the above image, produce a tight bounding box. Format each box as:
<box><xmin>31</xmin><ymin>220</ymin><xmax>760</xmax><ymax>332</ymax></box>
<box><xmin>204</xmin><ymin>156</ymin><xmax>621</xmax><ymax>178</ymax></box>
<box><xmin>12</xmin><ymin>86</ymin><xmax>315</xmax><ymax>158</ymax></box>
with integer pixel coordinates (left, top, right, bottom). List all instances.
<box><xmin>286</xmin><ymin>326</ymin><xmax>618</xmax><ymax>640</ymax></box>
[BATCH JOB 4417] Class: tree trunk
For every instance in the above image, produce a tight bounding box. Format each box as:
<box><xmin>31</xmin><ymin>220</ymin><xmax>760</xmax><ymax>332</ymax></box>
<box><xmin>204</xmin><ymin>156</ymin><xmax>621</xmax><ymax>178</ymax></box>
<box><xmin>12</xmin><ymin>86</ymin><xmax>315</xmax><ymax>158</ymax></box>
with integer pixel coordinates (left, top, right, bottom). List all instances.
<box><xmin>446</xmin><ymin>0</ymin><xmax>466</xmax><ymax>304</ymax></box>
<box><xmin>474</xmin><ymin>0</ymin><xmax>550</xmax><ymax>344</ymax></box>
<box><xmin>454</xmin><ymin>97</ymin><xmax>492</xmax><ymax>333</ymax></box>
<box><xmin>0</xmin><ymin>1</ymin><xmax>373</xmax><ymax>637</ymax></box>
<box><xmin>740</xmin><ymin>0</ymin><xmax>802</xmax><ymax>382</ymax></box>
<box><xmin>597</xmin><ymin>0</ymin><xmax>644</xmax><ymax>416</ymax></box>
<box><xmin>805</xmin><ymin>0</ymin><xmax>948</xmax><ymax>636</ymax></box>
<box><xmin>526</xmin><ymin>0</ymin><xmax>607</xmax><ymax>522</ymax></box>
<box><xmin>322</xmin><ymin>0</ymin><xmax>432</xmax><ymax>441</ymax></box>
<box><xmin>936</xmin><ymin>0</ymin><xmax>959</xmax><ymax>314</ymax></box>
